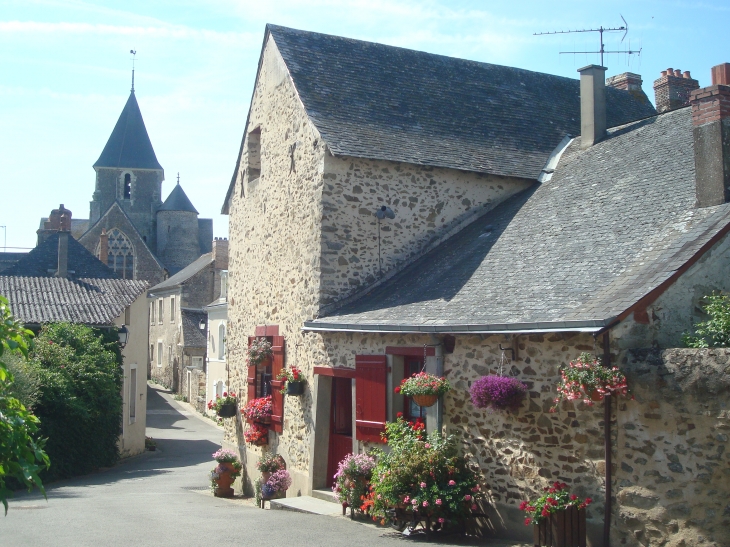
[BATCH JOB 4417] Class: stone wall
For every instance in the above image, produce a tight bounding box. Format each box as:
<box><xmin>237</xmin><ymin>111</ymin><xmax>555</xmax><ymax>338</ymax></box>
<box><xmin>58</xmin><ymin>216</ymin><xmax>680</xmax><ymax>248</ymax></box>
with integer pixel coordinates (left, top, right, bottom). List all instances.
<box><xmin>319</xmin><ymin>154</ymin><xmax>531</xmax><ymax>306</ymax></box>
<box><xmin>613</xmin><ymin>348</ymin><xmax>730</xmax><ymax>547</ymax></box>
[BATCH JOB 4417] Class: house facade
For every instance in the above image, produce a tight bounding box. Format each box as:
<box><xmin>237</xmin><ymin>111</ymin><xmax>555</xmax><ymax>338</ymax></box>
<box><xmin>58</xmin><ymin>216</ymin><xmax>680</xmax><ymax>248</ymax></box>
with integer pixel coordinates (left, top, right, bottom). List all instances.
<box><xmin>222</xmin><ymin>25</ymin><xmax>729</xmax><ymax>546</ymax></box>
<box><xmin>204</xmin><ymin>270</ymin><xmax>229</xmax><ymax>415</ymax></box>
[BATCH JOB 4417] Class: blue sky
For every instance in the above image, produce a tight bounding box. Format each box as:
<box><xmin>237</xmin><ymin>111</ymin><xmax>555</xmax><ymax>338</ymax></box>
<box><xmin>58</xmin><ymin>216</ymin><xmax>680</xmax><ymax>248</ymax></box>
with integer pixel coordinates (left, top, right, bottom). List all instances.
<box><xmin>1</xmin><ymin>0</ymin><xmax>728</xmax><ymax>250</ymax></box>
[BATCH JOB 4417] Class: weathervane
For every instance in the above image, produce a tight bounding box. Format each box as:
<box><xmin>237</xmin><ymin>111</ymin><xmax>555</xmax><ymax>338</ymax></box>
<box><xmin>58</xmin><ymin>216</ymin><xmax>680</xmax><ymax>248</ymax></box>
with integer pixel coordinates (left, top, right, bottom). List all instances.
<box><xmin>534</xmin><ymin>15</ymin><xmax>641</xmax><ymax>67</ymax></box>
<box><xmin>130</xmin><ymin>49</ymin><xmax>137</xmax><ymax>92</ymax></box>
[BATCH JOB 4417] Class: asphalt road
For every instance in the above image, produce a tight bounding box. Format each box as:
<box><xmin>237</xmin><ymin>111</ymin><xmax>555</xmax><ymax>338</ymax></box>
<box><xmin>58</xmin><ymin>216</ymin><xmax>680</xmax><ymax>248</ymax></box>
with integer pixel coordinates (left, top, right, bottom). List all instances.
<box><xmin>2</xmin><ymin>384</ymin><xmax>527</xmax><ymax>547</ymax></box>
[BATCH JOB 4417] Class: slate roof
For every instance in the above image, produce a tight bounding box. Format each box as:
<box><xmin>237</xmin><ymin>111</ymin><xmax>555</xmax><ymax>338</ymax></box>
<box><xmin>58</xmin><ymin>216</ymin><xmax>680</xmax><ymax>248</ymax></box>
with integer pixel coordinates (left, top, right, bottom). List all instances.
<box><xmin>94</xmin><ymin>91</ymin><xmax>163</xmax><ymax>170</ymax></box>
<box><xmin>181</xmin><ymin>308</ymin><xmax>207</xmax><ymax>348</ymax></box>
<box><xmin>4</xmin><ymin>233</ymin><xmax>117</xmax><ymax>279</ymax></box>
<box><xmin>305</xmin><ymin>107</ymin><xmax>730</xmax><ymax>333</ymax></box>
<box><xmin>0</xmin><ymin>276</ymin><xmax>148</xmax><ymax>326</ymax></box>
<box><xmin>267</xmin><ymin>25</ymin><xmax>655</xmax><ymax>179</ymax></box>
<box><xmin>0</xmin><ymin>252</ymin><xmax>27</xmax><ymax>274</ymax></box>
<box><xmin>149</xmin><ymin>253</ymin><xmax>212</xmax><ymax>292</ymax></box>
<box><xmin>159</xmin><ymin>183</ymin><xmax>199</xmax><ymax>213</ymax></box>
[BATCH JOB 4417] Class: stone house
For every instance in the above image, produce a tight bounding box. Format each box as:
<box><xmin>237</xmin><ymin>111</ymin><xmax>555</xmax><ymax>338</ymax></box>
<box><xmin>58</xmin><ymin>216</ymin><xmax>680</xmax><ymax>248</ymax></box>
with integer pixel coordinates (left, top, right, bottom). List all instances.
<box><xmin>222</xmin><ymin>25</ymin><xmax>729</xmax><ymax>546</ymax></box>
<box><xmin>1</xmin><ymin>210</ymin><xmax>149</xmax><ymax>457</ymax></box>
<box><xmin>204</xmin><ymin>270</ymin><xmax>229</xmax><ymax>415</ymax></box>
<box><xmin>148</xmin><ymin>238</ymin><xmax>228</xmax><ymax>393</ymax></box>
<box><xmin>36</xmin><ymin>83</ymin><xmax>213</xmax><ymax>285</ymax></box>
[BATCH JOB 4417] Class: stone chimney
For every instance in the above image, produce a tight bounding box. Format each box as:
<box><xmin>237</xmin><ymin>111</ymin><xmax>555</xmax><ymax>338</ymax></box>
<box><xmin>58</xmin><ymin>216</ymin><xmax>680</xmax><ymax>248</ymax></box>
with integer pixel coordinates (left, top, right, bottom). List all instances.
<box><xmin>691</xmin><ymin>63</ymin><xmax>730</xmax><ymax>208</ymax></box>
<box><xmin>653</xmin><ymin>68</ymin><xmax>700</xmax><ymax>113</ymax></box>
<box><xmin>606</xmin><ymin>72</ymin><xmax>643</xmax><ymax>92</ymax></box>
<box><xmin>99</xmin><ymin>229</ymin><xmax>109</xmax><ymax>266</ymax></box>
<box><xmin>56</xmin><ymin>211</ymin><xmax>71</xmax><ymax>278</ymax></box>
<box><xmin>212</xmin><ymin>237</ymin><xmax>229</xmax><ymax>270</ymax></box>
<box><xmin>578</xmin><ymin>65</ymin><xmax>607</xmax><ymax>149</ymax></box>
<box><xmin>37</xmin><ymin>204</ymin><xmax>72</xmax><ymax>245</ymax></box>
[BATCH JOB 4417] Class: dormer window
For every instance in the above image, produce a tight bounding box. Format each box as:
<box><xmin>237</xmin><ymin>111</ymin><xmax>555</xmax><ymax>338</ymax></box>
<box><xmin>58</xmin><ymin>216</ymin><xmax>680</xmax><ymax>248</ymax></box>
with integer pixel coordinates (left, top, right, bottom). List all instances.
<box><xmin>123</xmin><ymin>173</ymin><xmax>132</xmax><ymax>199</ymax></box>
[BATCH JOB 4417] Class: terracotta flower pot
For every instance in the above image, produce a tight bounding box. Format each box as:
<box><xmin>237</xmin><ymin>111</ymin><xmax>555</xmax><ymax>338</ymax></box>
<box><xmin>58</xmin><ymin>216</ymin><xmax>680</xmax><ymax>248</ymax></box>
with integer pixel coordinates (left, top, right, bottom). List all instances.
<box><xmin>214</xmin><ymin>462</ymin><xmax>236</xmax><ymax>498</ymax></box>
<box><xmin>589</xmin><ymin>390</ymin><xmax>604</xmax><ymax>402</ymax></box>
<box><xmin>413</xmin><ymin>394</ymin><xmax>438</xmax><ymax>407</ymax></box>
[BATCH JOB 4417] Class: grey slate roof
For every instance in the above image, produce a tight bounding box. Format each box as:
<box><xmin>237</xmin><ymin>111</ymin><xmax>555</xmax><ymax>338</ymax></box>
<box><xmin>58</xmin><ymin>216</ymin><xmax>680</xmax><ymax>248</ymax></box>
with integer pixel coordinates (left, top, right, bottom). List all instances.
<box><xmin>149</xmin><ymin>253</ymin><xmax>212</xmax><ymax>292</ymax></box>
<box><xmin>306</xmin><ymin>107</ymin><xmax>730</xmax><ymax>332</ymax></box>
<box><xmin>94</xmin><ymin>91</ymin><xmax>163</xmax><ymax>170</ymax></box>
<box><xmin>0</xmin><ymin>276</ymin><xmax>148</xmax><ymax>325</ymax></box>
<box><xmin>0</xmin><ymin>252</ymin><xmax>27</xmax><ymax>274</ymax></box>
<box><xmin>4</xmin><ymin>233</ymin><xmax>117</xmax><ymax>279</ymax></box>
<box><xmin>159</xmin><ymin>183</ymin><xmax>199</xmax><ymax>213</ymax></box>
<box><xmin>267</xmin><ymin>24</ymin><xmax>656</xmax><ymax>180</ymax></box>
<box><xmin>181</xmin><ymin>308</ymin><xmax>207</xmax><ymax>348</ymax></box>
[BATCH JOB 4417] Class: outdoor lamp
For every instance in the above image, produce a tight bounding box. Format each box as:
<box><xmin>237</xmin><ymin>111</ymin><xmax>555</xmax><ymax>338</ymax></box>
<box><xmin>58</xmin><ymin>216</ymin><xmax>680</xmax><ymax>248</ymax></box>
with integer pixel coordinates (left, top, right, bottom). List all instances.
<box><xmin>118</xmin><ymin>324</ymin><xmax>129</xmax><ymax>347</ymax></box>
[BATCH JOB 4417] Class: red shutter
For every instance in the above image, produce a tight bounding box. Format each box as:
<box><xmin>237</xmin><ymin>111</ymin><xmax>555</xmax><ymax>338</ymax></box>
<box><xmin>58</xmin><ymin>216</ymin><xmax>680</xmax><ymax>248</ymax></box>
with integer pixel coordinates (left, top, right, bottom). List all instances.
<box><xmin>355</xmin><ymin>355</ymin><xmax>387</xmax><ymax>443</ymax></box>
<box><xmin>247</xmin><ymin>336</ymin><xmax>256</xmax><ymax>403</ymax></box>
<box><xmin>270</xmin><ymin>336</ymin><xmax>285</xmax><ymax>433</ymax></box>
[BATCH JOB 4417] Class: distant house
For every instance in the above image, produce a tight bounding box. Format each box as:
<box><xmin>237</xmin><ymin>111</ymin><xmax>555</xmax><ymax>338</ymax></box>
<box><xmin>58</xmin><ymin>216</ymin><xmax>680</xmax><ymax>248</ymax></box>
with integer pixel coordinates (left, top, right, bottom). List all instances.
<box><xmin>221</xmin><ymin>25</ymin><xmax>730</xmax><ymax>546</ymax></box>
<box><xmin>1</xmin><ymin>209</ymin><xmax>149</xmax><ymax>457</ymax></box>
<box><xmin>148</xmin><ymin>238</ymin><xmax>228</xmax><ymax>393</ymax></box>
<box><xmin>204</xmin><ymin>270</ymin><xmax>229</xmax><ymax>415</ymax></box>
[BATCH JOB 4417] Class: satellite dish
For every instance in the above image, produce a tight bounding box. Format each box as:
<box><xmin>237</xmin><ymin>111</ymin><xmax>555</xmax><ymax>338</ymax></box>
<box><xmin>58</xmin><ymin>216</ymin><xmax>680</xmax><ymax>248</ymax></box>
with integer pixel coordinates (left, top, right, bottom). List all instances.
<box><xmin>376</xmin><ymin>205</ymin><xmax>395</xmax><ymax>220</ymax></box>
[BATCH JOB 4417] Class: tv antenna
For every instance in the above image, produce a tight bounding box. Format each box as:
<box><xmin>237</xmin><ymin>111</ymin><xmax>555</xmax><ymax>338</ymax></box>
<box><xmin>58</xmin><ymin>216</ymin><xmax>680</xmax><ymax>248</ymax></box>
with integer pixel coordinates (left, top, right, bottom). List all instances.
<box><xmin>534</xmin><ymin>15</ymin><xmax>641</xmax><ymax>67</ymax></box>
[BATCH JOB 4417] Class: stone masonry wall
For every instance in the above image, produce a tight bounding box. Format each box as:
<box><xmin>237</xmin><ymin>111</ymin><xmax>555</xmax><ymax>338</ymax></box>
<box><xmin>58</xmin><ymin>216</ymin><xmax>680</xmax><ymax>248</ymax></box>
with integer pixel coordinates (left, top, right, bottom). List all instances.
<box><xmin>613</xmin><ymin>348</ymin><xmax>730</xmax><ymax>547</ymax></box>
<box><xmin>319</xmin><ymin>155</ymin><xmax>532</xmax><ymax>306</ymax></box>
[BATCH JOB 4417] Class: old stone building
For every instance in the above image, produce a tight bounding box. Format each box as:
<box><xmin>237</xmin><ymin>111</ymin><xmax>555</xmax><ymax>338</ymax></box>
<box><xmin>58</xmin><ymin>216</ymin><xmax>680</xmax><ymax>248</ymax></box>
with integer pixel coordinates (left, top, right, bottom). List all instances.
<box><xmin>204</xmin><ymin>269</ymin><xmax>229</xmax><ymax>415</ymax></box>
<box><xmin>148</xmin><ymin>238</ymin><xmax>228</xmax><ymax>393</ymax></box>
<box><xmin>222</xmin><ymin>25</ymin><xmax>729</xmax><ymax>547</ymax></box>
<box><xmin>37</xmin><ymin>83</ymin><xmax>213</xmax><ymax>285</ymax></box>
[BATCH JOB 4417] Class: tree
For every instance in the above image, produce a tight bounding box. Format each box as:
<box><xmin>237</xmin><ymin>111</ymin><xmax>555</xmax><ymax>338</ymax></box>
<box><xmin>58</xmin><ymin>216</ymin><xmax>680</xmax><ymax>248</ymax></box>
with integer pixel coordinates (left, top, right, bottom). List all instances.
<box><xmin>0</xmin><ymin>295</ymin><xmax>50</xmax><ymax>514</ymax></box>
<box><xmin>682</xmin><ymin>292</ymin><xmax>730</xmax><ymax>348</ymax></box>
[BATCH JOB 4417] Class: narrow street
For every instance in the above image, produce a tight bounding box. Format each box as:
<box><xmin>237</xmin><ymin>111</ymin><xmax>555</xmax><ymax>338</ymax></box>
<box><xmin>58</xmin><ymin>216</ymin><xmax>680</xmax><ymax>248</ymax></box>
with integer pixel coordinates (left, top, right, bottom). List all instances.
<box><xmin>3</xmin><ymin>384</ymin><xmax>526</xmax><ymax>547</ymax></box>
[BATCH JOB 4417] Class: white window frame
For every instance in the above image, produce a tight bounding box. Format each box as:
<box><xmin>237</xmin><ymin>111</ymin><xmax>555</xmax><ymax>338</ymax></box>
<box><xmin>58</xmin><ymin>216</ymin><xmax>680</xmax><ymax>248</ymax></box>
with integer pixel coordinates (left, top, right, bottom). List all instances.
<box><xmin>158</xmin><ymin>299</ymin><xmax>163</xmax><ymax>325</ymax></box>
<box><xmin>150</xmin><ymin>302</ymin><xmax>155</xmax><ymax>325</ymax></box>
<box><xmin>170</xmin><ymin>296</ymin><xmax>175</xmax><ymax>323</ymax></box>
<box><xmin>129</xmin><ymin>364</ymin><xmax>137</xmax><ymax>424</ymax></box>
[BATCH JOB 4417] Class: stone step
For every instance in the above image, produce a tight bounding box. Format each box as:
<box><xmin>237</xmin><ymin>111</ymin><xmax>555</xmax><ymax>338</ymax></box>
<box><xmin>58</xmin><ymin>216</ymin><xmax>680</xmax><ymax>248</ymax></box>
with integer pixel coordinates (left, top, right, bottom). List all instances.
<box><xmin>311</xmin><ymin>488</ymin><xmax>339</xmax><ymax>504</ymax></box>
<box><xmin>269</xmin><ymin>495</ymin><xmax>343</xmax><ymax>516</ymax></box>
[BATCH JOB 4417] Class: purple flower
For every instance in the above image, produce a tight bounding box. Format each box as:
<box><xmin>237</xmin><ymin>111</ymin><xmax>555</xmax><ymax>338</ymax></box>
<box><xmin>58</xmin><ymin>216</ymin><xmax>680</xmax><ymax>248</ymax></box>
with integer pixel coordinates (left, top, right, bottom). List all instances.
<box><xmin>470</xmin><ymin>375</ymin><xmax>527</xmax><ymax>411</ymax></box>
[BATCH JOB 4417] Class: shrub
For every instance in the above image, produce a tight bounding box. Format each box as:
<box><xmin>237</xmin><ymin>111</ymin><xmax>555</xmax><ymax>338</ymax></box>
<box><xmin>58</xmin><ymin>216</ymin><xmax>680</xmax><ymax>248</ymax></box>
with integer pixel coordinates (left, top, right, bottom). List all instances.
<box><xmin>519</xmin><ymin>481</ymin><xmax>592</xmax><ymax>525</ymax></box>
<box><xmin>370</xmin><ymin>418</ymin><xmax>484</xmax><ymax>530</ymax></box>
<box><xmin>682</xmin><ymin>292</ymin><xmax>730</xmax><ymax>348</ymax></box>
<box><xmin>30</xmin><ymin>323</ymin><xmax>123</xmax><ymax>481</ymax></box>
<box><xmin>470</xmin><ymin>375</ymin><xmax>527</xmax><ymax>411</ymax></box>
<box><xmin>333</xmin><ymin>453</ymin><xmax>376</xmax><ymax>508</ymax></box>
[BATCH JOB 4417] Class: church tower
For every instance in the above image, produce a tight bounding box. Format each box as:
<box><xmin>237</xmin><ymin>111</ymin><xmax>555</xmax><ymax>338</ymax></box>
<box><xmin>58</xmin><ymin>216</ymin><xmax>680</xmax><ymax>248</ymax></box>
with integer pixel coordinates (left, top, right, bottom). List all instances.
<box><xmin>156</xmin><ymin>179</ymin><xmax>202</xmax><ymax>274</ymax></box>
<box><xmin>89</xmin><ymin>88</ymin><xmax>164</xmax><ymax>251</ymax></box>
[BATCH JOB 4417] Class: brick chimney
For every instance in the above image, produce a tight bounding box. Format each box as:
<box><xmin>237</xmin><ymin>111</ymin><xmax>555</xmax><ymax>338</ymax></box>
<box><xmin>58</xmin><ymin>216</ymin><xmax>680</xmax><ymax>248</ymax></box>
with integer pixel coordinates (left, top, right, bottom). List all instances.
<box><xmin>37</xmin><ymin>204</ymin><xmax>72</xmax><ymax>245</ymax></box>
<box><xmin>57</xmin><ymin>211</ymin><xmax>71</xmax><ymax>278</ymax></box>
<box><xmin>212</xmin><ymin>237</ymin><xmax>229</xmax><ymax>270</ymax></box>
<box><xmin>653</xmin><ymin>68</ymin><xmax>700</xmax><ymax>113</ymax></box>
<box><xmin>691</xmin><ymin>63</ymin><xmax>730</xmax><ymax>208</ymax></box>
<box><xmin>99</xmin><ymin>229</ymin><xmax>109</xmax><ymax>266</ymax></box>
<box><xmin>578</xmin><ymin>65</ymin><xmax>607</xmax><ymax>149</ymax></box>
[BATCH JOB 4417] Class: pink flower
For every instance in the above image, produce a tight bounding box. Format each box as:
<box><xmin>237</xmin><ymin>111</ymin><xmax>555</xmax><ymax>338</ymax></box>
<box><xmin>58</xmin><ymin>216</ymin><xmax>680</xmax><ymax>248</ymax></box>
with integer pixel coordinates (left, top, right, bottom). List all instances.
<box><xmin>422</xmin><ymin>501</ymin><xmax>429</xmax><ymax>507</ymax></box>
<box><xmin>403</xmin><ymin>496</ymin><xmax>410</xmax><ymax>503</ymax></box>
<box><xmin>519</xmin><ymin>501</ymin><xmax>528</xmax><ymax>511</ymax></box>
<box><xmin>435</xmin><ymin>499</ymin><xmax>442</xmax><ymax>505</ymax></box>
<box><xmin>420</xmin><ymin>482</ymin><xmax>426</xmax><ymax>488</ymax></box>
<box><xmin>424</xmin><ymin>443</ymin><xmax>431</xmax><ymax>448</ymax></box>
<box><xmin>438</xmin><ymin>517</ymin><xmax>445</xmax><ymax>523</ymax></box>
<box><xmin>412</xmin><ymin>499</ymin><xmax>418</xmax><ymax>506</ymax></box>
<box><xmin>448</xmin><ymin>480</ymin><xmax>456</xmax><ymax>486</ymax></box>
<box><xmin>471</xmin><ymin>504</ymin><xmax>477</xmax><ymax>510</ymax></box>
<box><xmin>472</xmin><ymin>485</ymin><xmax>480</xmax><ymax>492</ymax></box>
<box><xmin>464</xmin><ymin>494</ymin><xmax>472</xmax><ymax>501</ymax></box>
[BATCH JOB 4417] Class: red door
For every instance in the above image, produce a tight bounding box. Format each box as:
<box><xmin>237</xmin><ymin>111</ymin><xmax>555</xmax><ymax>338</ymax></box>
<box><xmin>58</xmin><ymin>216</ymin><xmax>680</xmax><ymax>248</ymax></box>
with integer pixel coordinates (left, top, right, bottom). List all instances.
<box><xmin>326</xmin><ymin>378</ymin><xmax>352</xmax><ymax>488</ymax></box>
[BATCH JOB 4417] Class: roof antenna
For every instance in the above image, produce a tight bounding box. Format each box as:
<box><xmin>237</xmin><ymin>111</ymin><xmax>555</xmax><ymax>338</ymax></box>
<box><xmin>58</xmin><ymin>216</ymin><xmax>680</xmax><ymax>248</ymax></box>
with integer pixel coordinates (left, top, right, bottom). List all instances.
<box><xmin>534</xmin><ymin>15</ymin><xmax>640</xmax><ymax>67</ymax></box>
<box><xmin>130</xmin><ymin>49</ymin><xmax>137</xmax><ymax>92</ymax></box>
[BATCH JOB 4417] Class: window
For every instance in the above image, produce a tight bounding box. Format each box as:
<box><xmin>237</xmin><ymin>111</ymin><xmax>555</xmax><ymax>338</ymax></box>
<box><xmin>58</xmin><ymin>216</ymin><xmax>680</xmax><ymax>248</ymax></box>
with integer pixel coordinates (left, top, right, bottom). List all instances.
<box><xmin>157</xmin><ymin>342</ymin><xmax>162</xmax><ymax>367</ymax></box>
<box><xmin>215</xmin><ymin>380</ymin><xmax>225</xmax><ymax>398</ymax></box>
<box><xmin>129</xmin><ymin>366</ymin><xmax>137</xmax><ymax>423</ymax></box>
<box><xmin>192</xmin><ymin>356</ymin><xmax>203</xmax><ymax>369</ymax></box>
<box><xmin>150</xmin><ymin>344</ymin><xmax>154</xmax><ymax>363</ymax></box>
<box><xmin>150</xmin><ymin>302</ymin><xmax>155</xmax><ymax>325</ymax></box>
<box><xmin>170</xmin><ymin>297</ymin><xmax>175</xmax><ymax>323</ymax></box>
<box><xmin>102</xmin><ymin>229</ymin><xmax>135</xmax><ymax>279</ymax></box>
<box><xmin>218</xmin><ymin>324</ymin><xmax>226</xmax><ymax>360</ymax></box>
<box><xmin>158</xmin><ymin>300</ymin><xmax>163</xmax><ymax>324</ymax></box>
<box><xmin>246</xmin><ymin>332</ymin><xmax>285</xmax><ymax>433</ymax></box>
<box><xmin>402</xmin><ymin>356</ymin><xmax>425</xmax><ymax>422</ymax></box>
<box><xmin>247</xmin><ymin>127</ymin><xmax>261</xmax><ymax>182</ymax></box>
<box><xmin>123</xmin><ymin>173</ymin><xmax>131</xmax><ymax>200</ymax></box>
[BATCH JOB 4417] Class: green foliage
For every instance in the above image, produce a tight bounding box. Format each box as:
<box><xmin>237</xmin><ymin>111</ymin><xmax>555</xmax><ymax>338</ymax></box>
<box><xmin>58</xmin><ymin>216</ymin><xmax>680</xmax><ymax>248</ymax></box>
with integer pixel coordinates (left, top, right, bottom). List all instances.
<box><xmin>4</xmin><ymin>353</ymin><xmax>41</xmax><ymax>410</ymax></box>
<box><xmin>370</xmin><ymin>418</ymin><xmax>484</xmax><ymax>528</ymax></box>
<box><xmin>682</xmin><ymin>292</ymin><xmax>730</xmax><ymax>348</ymax></box>
<box><xmin>30</xmin><ymin>323</ymin><xmax>123</xmax><ymax>481</ymax></box>
<box><xmin>0</xmin><ymin>295</ymin><xmax>50</xmax><ymax>514</ymax></box>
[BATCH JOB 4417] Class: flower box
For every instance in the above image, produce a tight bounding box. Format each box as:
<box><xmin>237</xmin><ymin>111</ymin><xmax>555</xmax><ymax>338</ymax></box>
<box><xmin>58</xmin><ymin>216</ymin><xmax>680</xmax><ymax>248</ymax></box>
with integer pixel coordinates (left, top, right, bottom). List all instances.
<box><xmin>532</xmin><ymin>505</ymin><xmax>586</xmax><ymax>547</ymax></box>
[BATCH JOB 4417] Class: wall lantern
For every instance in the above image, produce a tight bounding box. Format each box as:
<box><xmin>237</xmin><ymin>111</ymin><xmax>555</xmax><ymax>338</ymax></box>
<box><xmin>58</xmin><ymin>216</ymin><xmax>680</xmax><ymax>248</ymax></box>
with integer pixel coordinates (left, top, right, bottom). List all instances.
<box><xmin>118</xmin><ymin>324</ymin><xmax>129</xmax><ymax>347</ymax></box>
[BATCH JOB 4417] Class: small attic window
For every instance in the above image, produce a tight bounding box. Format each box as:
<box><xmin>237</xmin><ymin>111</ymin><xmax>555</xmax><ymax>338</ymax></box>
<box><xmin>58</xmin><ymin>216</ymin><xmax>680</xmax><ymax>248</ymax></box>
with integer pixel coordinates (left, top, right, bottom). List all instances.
<box><xmin>247</xmin><ymin>127</ymin><xmax>261</xmax><ymax>182</ymax></box>
<box><xmin>123</xmin><ymin>173</ymin><xmax>132</xmax><ymax>200</ymax></box>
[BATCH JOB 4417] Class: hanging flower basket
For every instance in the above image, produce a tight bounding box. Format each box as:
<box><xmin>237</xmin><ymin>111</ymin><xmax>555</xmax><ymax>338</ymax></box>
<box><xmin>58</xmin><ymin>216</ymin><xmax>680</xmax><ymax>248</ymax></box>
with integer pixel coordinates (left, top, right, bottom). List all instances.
<box><xmin>208</xmin><ymin>392</ymin><xmax>238</xmax><ymax>417</ymax></box>
<box><xmin>412</xmin><ymin>394</ymin><xmax>439</xmax><ymax>407</ymax></box>
<box><xmin>551</xmin><ymin>353</ymin><xmax>631</xmax><ymax>412</ymax></box>
<box><xmin>217</xmin><ymin>403</ymin><xmax>237</xmax><ymax>418</ymax></box>
<box><xmin>244</xmin><ymin>422</ymin><xmax>269</xmax><ymax>446</ymax></box>
<box><xmin>277</xmin><ymin>365</ymin><xmax>305</xmax><ymax>395</ymax></box>
<box><xmin>247</xmin><ymin>338</ymin><xmax>273</xmax><ymax>367</ymax></box>
<box><xmin>470</xmin><ymin>375</ymin><xmax>527</xmax><ymax>412</ymax></box>
<box><xmin>286</xmin><ymin>382</ymin><xmax>305</xmax><ymax>396</ymax></box>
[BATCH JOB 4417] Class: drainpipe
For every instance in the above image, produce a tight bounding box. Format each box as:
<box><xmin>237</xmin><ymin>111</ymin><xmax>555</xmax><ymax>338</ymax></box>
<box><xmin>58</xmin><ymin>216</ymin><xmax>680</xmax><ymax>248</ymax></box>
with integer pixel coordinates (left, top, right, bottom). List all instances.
<box><xmin>602</xmin><ymin>331</ymin><xmax>612</xmax><ymax>547</ymax></box>
<box><xmin>435</xmin><ymin>342</ymin><xmax>444</xmax><ymax>433</ymax></box>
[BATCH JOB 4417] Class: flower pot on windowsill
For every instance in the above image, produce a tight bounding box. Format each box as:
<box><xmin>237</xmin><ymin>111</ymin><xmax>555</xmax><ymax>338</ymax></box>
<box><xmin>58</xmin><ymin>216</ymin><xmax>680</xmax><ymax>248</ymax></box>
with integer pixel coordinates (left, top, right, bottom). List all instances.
<box><xmin>533</xmin><ymin>506</ymin><xmax>586</xmax><ymax>547</ymax></box>
<box><xmin>413</xmin><ymin>394</ymin><xmax>438</xmax><ymax>407</ymax></box>
<box><xmin>217</xmin><ymin>403</ymin><xmax>237</xmax><ymax>418</ymax></box>
<box><xmin>254</xmin><ymin>416</ymin><xmax>272</xmax><ymax>425</ymax></box>
<box><xmin>286</xmin><ymin>381</ymin><xmax>305</xmax><ymax>396</ymax></box>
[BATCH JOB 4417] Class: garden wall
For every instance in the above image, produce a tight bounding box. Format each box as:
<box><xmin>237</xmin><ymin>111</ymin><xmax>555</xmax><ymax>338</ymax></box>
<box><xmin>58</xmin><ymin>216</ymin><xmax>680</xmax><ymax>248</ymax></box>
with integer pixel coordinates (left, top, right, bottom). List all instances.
<box><xmin>613</xmin><ymin>348</ymin><xmax>730</xmax><ymax>547</ymax></box>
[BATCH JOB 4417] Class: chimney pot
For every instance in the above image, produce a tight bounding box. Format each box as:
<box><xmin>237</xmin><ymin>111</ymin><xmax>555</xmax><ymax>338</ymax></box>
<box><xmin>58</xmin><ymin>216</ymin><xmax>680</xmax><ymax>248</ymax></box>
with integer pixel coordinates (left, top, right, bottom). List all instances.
<box><xmin>674</xmin><ymin>69</ymin><xmax>682</xmax><ymax>77</ymax></box>
<box><xmin>683</xmin><ymin>71</ymin><xmax>691</xmax><ymax>79</ymax></box>
<box><xmin>667</xmin><ymin>68</ymin><xmax>674</xmax><ymax>76</ymax></box>
<box><xmin>578</xmin><ymin>64</ymin><xmax>607</xmax><ymax>149</ymax></box>
<box><xmin>653</xmin><ymin>67</ymin><xmax>700</xmax><ymax>113</ymax></box>
<box><xmin>711</xmin><ymin>63</ymin><xmax>730</xmax><ymax>86</ymax></box>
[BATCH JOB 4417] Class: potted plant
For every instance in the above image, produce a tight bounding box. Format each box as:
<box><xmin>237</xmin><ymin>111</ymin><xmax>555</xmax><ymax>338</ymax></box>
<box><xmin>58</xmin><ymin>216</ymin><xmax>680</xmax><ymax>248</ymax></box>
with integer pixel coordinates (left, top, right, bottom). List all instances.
<box><xmin>395</xmin><ymin>371</ymin><xmax>451</xmax><ymax>407</ymax></box>
<box><xmin>520</xmin><ymin>481</ymin><xmax>592</xmax><ymax>546</ymax></box>
<box><xmin>243</xmin><ymin>395</ymin><xmax>272</xmax><ymax>424</ymax></box>
<box><xmin>256</xmin><ymin>452</ymin><xmax>286</xmax><ymax>483</ymax></box>
<box><xmin>333</xmin><ymin>453</ymin><xmax>377</xmax><ymax>518</ymax></box>
<box><xmin>244</xmin><ymin>422</ymin><xmax>269</xmax><ymax>446</ymax></box>
<box><xmin>210</xmin><ymin>448</ymin><xmax>242</xmax><ymax>498</ymax></box>
<box><xmin>247</xmin><ymin>337</ymin><xmax>273</xmax><ymax>366</ymax></box>
<box><xmin>207</xmin><ymin>391</ymin><xmax>238</xmax><ymax>418</ymax></box>
<box><xmin>551</xmin><ymin>353</ymin><xmax>630</xmax><ymax>412</ymax></box>
<box><xmin>470</xmin><ymin>375</ymin><xmax>527</xmax><ymax>412</ymax></box>
<box><xmin>261</xmin><ymin>469</ymin><xmax>292</xmax><ymax>500</ymax></box>
<box><xmin>276</xmin><ymin>365</ymin><xmax>305</xmax><ymax>395</ymax></box>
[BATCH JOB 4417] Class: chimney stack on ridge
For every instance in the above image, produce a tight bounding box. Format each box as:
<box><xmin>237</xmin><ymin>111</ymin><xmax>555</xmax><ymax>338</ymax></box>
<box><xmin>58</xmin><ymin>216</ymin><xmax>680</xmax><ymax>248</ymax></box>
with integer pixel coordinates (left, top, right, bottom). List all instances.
<box><xmin>57</xmin><ymin>210</ymin><xmax>71</xmax><ymax>278</ymax></box>
<box><xmin>653</xmin><ymin>68</ymin><xmax>699</xmax><ymax>113</ymax></box>
<box><xmin>578</xmin><ymin>65</ymin><xmax>607</xmax><ymax>149</ymax></box>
